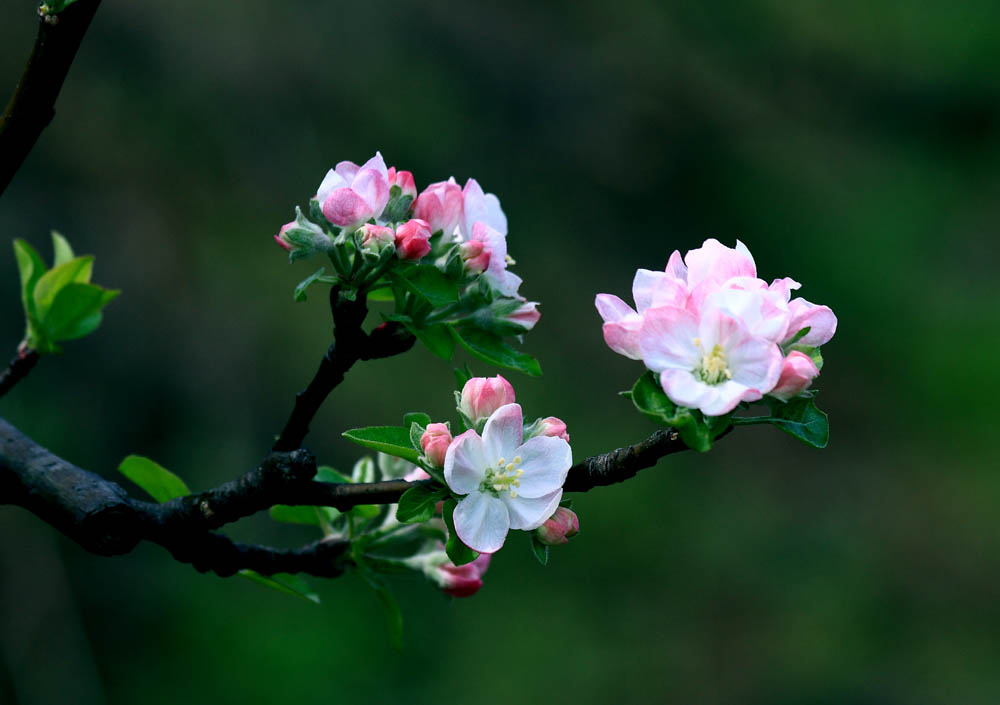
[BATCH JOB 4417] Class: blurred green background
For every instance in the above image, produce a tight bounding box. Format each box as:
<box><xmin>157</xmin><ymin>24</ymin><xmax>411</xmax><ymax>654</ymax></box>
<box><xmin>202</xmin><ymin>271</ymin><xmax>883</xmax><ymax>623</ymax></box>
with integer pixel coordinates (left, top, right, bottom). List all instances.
<box><xmin>2</xmin><ymin>1</ymin><xmax>999</xmax><ymax>703</ymax></box>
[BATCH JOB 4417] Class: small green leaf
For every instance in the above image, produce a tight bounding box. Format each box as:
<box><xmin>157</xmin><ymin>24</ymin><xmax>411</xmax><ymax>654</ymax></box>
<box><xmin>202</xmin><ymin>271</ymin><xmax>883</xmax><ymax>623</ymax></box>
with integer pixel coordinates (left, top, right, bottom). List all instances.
<box><xmin>342</xmin><ymin>427</ymin><xmax>420</xmax><ymax>464</ymax></box>
<box><xmin>768</xmin><ymin>397</ymin><xmax>829</xmax><ymax>448</ymax></box>
<box><xmin>118</xmin><ymin>455</ymin><xmax>191</xmax><ymax>502</ymax></box>
<box><xmin>628</xmin><ymin>371</ymin><xmax>723</xmax><ymax>452</ymax></box>
<box><xmin>238</xmin><ymin>570</ymin><xmax>320</xmax><ymax>604</ymax></box>
<box><xmin>33</xmin><ymin>256</ymin><xmax>94</xmax><ymax>317</ymax></box>
<box><xmin>396</xmin><ymin>483</ymin><xmax>446</xmax><ymax>524</ymax></box>
<box><xmin>403</xmin><ymin>412</ymin><xmax>432</xmax><ymax>428</ymax></box>
<box><xmin>14</xmin><ymin>239</ymin><xmax>47</xmax><ymax>319</ymax></box>
<box><xmin>390</xmin><ymin>267</ymin><xmax>459</xmax><ymax>308</ymax></box>
<box><xmin>442</xmin><ymin>499</ymin><xmax>480</xmax><ymax>566</ymax></box>
<box><xmin>453</xmin><ymin>364</ymin><xmax>474</xmax><ymax>389</ymax></box>
<box><xmin>410</xmin><ymin>323</ymin><xmax>456</xmax><ymax>360</ymax></box>
<box><xmin>530</xmin><ymin>534</ymin><xmax>550</xmax><ymax>565</ymax></box>
<box><xmin>40</xmin><ymin>283</ymin><xmax>119</xmax><ymax>341</ymax></box>
<box><xmin>451</xmin><ymin>326</ymin><xmax>541</xmax><ymax>377</ymax></box>
<box><xmin>367</xmin><ymin>286</ymin><xmax>395</xmax><ymax>302</ymax></box>
<box><xmin>294</xmin><ymin>267</ymin><xmax>331</xmax><ymax>302</ymax></box>
<box><xmin>51</xmin><ymin>231</ymin><xmax>75</xmax><ymax>267</ymax></box>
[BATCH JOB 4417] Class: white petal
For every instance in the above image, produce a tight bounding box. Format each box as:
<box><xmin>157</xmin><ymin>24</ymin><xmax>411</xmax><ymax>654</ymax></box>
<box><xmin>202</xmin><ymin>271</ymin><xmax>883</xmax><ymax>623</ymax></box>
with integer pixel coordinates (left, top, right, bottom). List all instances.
<box><xmin>594</xmin><ymin>294</ymin><xmax>636</xmax><ymax>324</ymax></box>
<box><xmin>316</xmin><ymin>168</ymin><xmax>346</xmax><ymax>202</ymax></box>
<box><xmin>504</xmin><ymin>489</ymin><xmax>562</xmax><ymax>531</ymax></box>
<box><xmin>513</xmin><ymin>436</ymin><xmax>572</xmax><ymax>498</ymax></box>
<box><xmin>659</xmin><ymin>368</ymin><xmax>711</xmax><ymax>409</ymax></box>
<box><xmin>638</xmin><ymin>306</ymin><xmax>700</xmax><ymax>371</ymax></box>
<box><xmin>699</xmin><ymin>380</ymin><xmax>751</xmax><ymax>416</ymax></box>
<box><xmin>444</xmin><ymin>430</ymin><xmax>488</xmax><ymax>495</ymax></box>
<box><xmin>482</xmin><ymin>403</ymin><xmax>523</xmax><ymax>462</ymax></box>
<box><xmin>454</xmin><ymin>491</ymin><xmax>510</xmax><ymax>554</ymax></box>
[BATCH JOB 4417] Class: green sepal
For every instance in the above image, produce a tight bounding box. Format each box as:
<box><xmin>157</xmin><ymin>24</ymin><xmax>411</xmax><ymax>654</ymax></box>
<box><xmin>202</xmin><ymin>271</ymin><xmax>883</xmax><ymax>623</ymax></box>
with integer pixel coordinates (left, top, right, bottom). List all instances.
<box><xmin>118</xmin><ymin>455</ymin><xmax>191</xmax><ymax>503</ymax></box>
<box><xmin>530</xmin><ymin>534</ymin><xmax>550</xmax><ymax>566</ymax></box>
<box><xmin>442</xmin><ymin>499</ymin><xmax>479</xmax><ymax>566</ymax></box>
<box><xmin>450</xmin><ymin>325</ymin><xmax>541</xmax><ymax>377</ymax></box>
<box><xmin>238</xmin><ymin>570</ymin><xmax>320</xmax><ymax>604</ymax></box>
<box><xmin>342</xmin><ymin>426</ymin><xmax>420</xmax><ymax>464</ymax></box>
<box><xmin>293</xmin><ymin>267</ymin><xmax>337</xmax><ymax>302</ymax></box>
<box><xmin>395</xmin><ymin>483</ymin><xmax>448</xmax><ymax>524</ymax></box>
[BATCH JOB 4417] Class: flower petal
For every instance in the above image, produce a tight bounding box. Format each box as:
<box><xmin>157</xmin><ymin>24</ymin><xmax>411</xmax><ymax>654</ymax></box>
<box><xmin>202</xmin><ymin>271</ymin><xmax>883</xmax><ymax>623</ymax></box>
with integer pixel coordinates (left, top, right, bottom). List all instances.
<box><xmin>454</xmin><ymin>491</ymin><xmax>510</xmax><ymax>554</ymax></box>
<box><xmin>322</xmin><ymin>188</ymin><xmax>372</xmax><ymax>226</ymax></box>
<box><xmin>316</xmin><ymin>168</ymin><xmax>346</xmax><ymax>202</ymax></box>
<box><xmin>684</xmin><ymin>238</ymin><xmax>756</xmax><ymax>288</ymax></box>
<box><xmin>504</xmin><ymin>489</ymin><xmax>562</xmax><ymax>531</ymax></box>
<box><xmin>659</xmin><ymin>368</ymin><xmax>711</xmax><ymax>410</ymax></box>
<box><xmin>513</xmin><ymin>436</ymin><xmax>572</xmax><ymax>498</ymax></box>
<box><xmin>444</xmin><ymin>430</ymin><xmax>488</xmax><ymax>495</ymax></box>
<box><xmin>787</xmin><ymin>298</ymin><xmax>837</xmax><ymax>346</ymax></box>
<box><xmin>594</xmin><ymin>294</ymin><xmax>636</xmax><ymax>324</ymax></box>
<box><xmin>638</xmin><ymin>306</ymin><xmax>701</xmax><ymax>372</ymax></box>
<box><xmin>603</xmin><ymin>319</ymin><xmax>642</xmax><ymax>360</ymax></box>
<box><xmin>482</xmin><ymin>403</ymin><xmax>523</xmax><ymax>462</ymax></box>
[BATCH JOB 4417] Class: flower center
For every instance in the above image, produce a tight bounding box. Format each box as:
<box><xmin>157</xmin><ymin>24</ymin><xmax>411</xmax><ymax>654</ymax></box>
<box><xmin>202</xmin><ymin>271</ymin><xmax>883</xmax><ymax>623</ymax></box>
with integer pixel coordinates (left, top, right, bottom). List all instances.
<box><xmin>482</xmin><ymin>455</ymin><xmax>524</xmax><ymax>498</ymax></box>
<box><xmin>693</xmin><ymin>338</ymin><xmax>732</xmax><ymax>385</ymax></box>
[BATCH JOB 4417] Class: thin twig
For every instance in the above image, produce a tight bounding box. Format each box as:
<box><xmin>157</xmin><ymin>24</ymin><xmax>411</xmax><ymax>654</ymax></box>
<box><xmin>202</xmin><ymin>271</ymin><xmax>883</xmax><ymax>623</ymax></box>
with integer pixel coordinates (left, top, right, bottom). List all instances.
<box><xmin>0</xmin><ymin>348</ymin><xmax>40</xmax><ymax>401</ymax></box>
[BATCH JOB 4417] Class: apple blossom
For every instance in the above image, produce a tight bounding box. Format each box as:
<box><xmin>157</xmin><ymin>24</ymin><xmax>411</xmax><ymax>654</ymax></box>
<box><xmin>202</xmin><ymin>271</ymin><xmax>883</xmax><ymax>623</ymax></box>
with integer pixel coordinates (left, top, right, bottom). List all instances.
<box><xmin>444</xmin><ymin>403</ymin><xmax>572</xmax><ymax>553</ymax></box>
<box><xmin>535</xmin><ymin>507</ymin><xmax>579</xmax><ymax>546</ymax></box>
<box><xmin>769</xmin><ymin>351</ymin><xmax>819</xmax><ymax>401</ymax></box>
<box><xmin>595</xmin><ymin>268</ymin><xmax>687</xmax><ymax>359</ymax></box>
<box><xmin>524</xmin><ymin>416</ymin><xmax>570</xmax><ymax>443</ymax></box>
<box><xmin>394</xmin><ymin>218</ymin><xmax>432</xmax><ymax>261</ymax></box>
<box><xmin>319</xmin><ymin>153</ymin><xmax>391</xmax><ymax>227</ymax></box>
<box><xmin>458</xmin><ymin>178</ymin><xmax>507</xmax><ymax>238</ymax></box>
<box><xmin>387</xmin><ymin>166</ymin><xmax>417</xmax><ymax>200</ymax></box>
<box><xmin>459</xmin><ymin>238</ymin><xmax>490</xmax><ymax>273</ymax></box>
<box><xmin>467</xmin><ymin>221</ymin><xmax>522</xmax><ymax>297</ymax></box>
<box><xmin>638</xmin><ymin>305</ymin><xmax>783</xmax><ymax>416</ymax></box>
<box><xmin>413</xmin><ymin>178</ymin><xmax>464</xmax><ymax>235</ymax></box>
<box><xmin>459</xmin><ymin>374</ymin><xmax>516</xmax><ymax>426</ymax></box>
<box><xmin>420</xmin><ymin>423</ymin><xmax>452</xmax><ymax>468</ymax></box>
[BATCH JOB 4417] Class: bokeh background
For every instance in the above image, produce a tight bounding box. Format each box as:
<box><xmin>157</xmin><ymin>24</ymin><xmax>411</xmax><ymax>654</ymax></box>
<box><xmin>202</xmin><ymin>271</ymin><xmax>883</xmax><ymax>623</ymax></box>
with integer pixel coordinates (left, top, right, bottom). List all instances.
<box><xmin>2</xmin><ymin>1</ymin><xmax>999</xmax><ymax>703</ymax></box>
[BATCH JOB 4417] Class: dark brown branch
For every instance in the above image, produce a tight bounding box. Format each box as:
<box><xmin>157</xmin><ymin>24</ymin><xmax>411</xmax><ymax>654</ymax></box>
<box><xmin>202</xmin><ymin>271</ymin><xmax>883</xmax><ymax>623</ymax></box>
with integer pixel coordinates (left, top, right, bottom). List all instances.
<box><xmin>0</xmin><ymin>348</ymin><xmax>40</xmax><ymax>400</ymax></box>
<box><xmin>272</xmin><ymin>287</ymin><xmax>414</xmax><ymax>452</ymax></box>
<box><xmin>0</xmin><ymin>0</ymin><xmax>103</xmax><ymax>197</ymax></box>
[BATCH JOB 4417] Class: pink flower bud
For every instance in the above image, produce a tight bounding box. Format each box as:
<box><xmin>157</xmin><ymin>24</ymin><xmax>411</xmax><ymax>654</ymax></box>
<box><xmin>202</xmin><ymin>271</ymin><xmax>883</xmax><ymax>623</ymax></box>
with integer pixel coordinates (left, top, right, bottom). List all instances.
<box><xmin>438</xmin><ymin>553</ymin><xmax>491</xmax><ymax>598</ymax></box>
<box><xmin>460</xmin><ymin>239</ymin><xmax>490</xmax><ymax>273</ymax></box>
<box><xmin>274</xmin><ymin>221</ymin><xmax>295</xmax><ymax>251</ymax></box>
<box><xmin>459</xmin><ymin>375</ymin><xmax>516</xmax><ymax>425</ymax></box>
<box><xmin>535</xmin><ymin>507</ymin><xmax>579</xmax><ymax>546</ymax></box>
<box><xmin>769</xmin><ymin>351</ymin><xmax>819</xmax><ymax>401</ymax></box>
<box><xmin>536</xmin><ymin>416</ymin><xmax>569</xmax><ymax>442</ymax></box>
<box><xmin>358</xmin><ymin>223</ymin><xmax>395</xmax><ymax>252</ymax></box>
<box><xmin>504</xmin><ymin>301</ymin><xmax>541</xmax><ymax>331</ymax></box>
<box><xmin>413</xmin><ymin>178</ymin><xmax>464</xmax><ymax>234</ymax></box>
<box><xmin>420</xmin><ymin>423</ymin><xmax>452</xmax><ymax>468</ymax></box>
<box><xmin>394</xmin><ymin>218</ymin><xmax>432</xmax><ymax>261</ymax></box>
<box><xmin>388</xmin><ymin>167</ymin><xmax>417</xmax><ymax>200</ymax></box>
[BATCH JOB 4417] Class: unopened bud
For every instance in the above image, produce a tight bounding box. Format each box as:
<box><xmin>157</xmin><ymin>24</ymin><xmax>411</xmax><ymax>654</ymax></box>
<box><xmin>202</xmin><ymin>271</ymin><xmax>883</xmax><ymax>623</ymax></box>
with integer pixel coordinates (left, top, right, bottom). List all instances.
<box><xmin>459</xmin><ymin>375</ymin><xmax>516</xmax><ymax>426</ymax></box>
<box><xmin>769</xmin><ymin>351</ymin><xmax>819</xmax><ymax>401</ymax></box>
<box><xmin>394</xmin><ymin>219</ymin><xmax>432</xmax><ymax>261</ymax></box>
<box><xmin>460</xmin><ymin>239</ymin><xmax>490</xmax><ymax>273</ymax></box>
<box><xmin>535</xmin><ymin>507</ymin><xmax>579</xmax><ymax>546</ymax></box>
<box><xmin>420</xmin><ymin>423</ymin><xmax>452</xmax><ymax>468</ymax></box>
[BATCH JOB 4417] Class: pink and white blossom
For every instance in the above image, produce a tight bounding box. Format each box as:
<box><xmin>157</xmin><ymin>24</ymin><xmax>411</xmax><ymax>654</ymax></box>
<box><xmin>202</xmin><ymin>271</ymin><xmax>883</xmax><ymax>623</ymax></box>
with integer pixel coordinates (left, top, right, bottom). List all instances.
<box><xmin>639</xmin><ymin>305</ymin><xmax>782</xmax><ymax>416</ymax></box>
<box><xmin>468</xmin><ymin>221</ymin><xmax>522</xmax><ymax>297</ymax></box>
<box><xmin>535</xmin><ymin>507</ymin><xmax>579</xmax><ymax>546</ymax></box>
<box><xmin>459</xmin><ymin>239</ymin><xmax>490</xmax><ymax>273</ymax></box>
<box><xmin>459</xmin><ymin>375</ymin><xmax>516</xmax><ymax>426</ymax></box>
<box><xmin>769</xmin><ymin>351</ymin><xmax>820</xmax><ymax>401</ymax></box>
<box><xmin>394</xmin><ymin>218</ymin><xmax>432</xmax><ymax>261</ymax></box>
<box><xmin>785</xmin><ymin>297</ymin><xmax>837</xmax><ymax>346</ymax></box>
<box><xmin>420</xmin><ymin>423</ymin><xmax>452</xmax><ymax>468</ymax></box>
<box><xmin>458</xmin><ymin>178</ymin><xmax>507</xmax><ymax>238</ymax></box>
<box><xmin>444</xmin><ymin>403</ymin><xmax>572</xmax><ymax>554</ymax></box>
<box><xmin>429</xmin><ymin>551</ymin><xmax>491</xmax><ymax>598</ymax></box>
<box><xmin>413</xmin><ymin>178</ymin><xmax>464</xmax><ymax>235</ymax></box>
<box><xmin>595</xmin><ymin>269</ymin><xmax>687</xmax><ymax>359</ymax></box>
<box><xmin>318</xmin><ymin>153</ymin><xmax>391</xmax><ymax>228</ymax></box>
<box><xmin>387</xmin><ymin>167</ymin><xmax>417</xmax><ymax>200</ymax></box>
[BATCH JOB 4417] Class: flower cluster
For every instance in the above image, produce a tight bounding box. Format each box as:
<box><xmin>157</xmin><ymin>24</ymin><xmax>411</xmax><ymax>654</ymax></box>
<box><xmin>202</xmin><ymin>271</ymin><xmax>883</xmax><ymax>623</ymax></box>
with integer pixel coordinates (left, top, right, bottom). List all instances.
<box><xmin>596</xmin><ymin>239</ymin><xmax>836</xmax><ymax>416</ymax></box>
<box><xmin>441</xmin><ymin>375</ymin><xmax>574</xmax><ymax>554</ymax></box>
<box><xmin>273</xmin><ymin>152</ymin><xmax>539</xmax><ymax>332</ymax></box>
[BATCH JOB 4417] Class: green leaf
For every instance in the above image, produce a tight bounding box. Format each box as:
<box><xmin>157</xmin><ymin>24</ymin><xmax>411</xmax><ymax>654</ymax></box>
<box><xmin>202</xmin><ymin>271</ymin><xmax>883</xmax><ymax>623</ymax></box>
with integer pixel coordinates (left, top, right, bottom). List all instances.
<box><xmin>269</xmin><ymin>504</ymin><xmax>339</xmax><ymax>526</ymax></box>
<box><xmin>453</xmin><ymin>364</ymin><xmax>474</xmax><ymax>388</ymax></box>
<box><xmin>238</xmin><ymin>570</ymin><xmax>320</xmax><ymax>604</ymax></box>
<box><xmin>14</xmin><ymin>239</ymin><xmax>47</xmax><ymax>319</ymax></box>
<box><xmin>118</xmin><ymin>455</ymin><xmax>191</xmax><ymax>503</ymax></box>
<box><xmin>530</xmin><ymin>534</ymin><xmax>550</xmax><ymax>566</ymax></box>
<box><xmin>33</xmin><ymin>256</ymin><xmax>94</xmax><ymax>318</ymax></box>
<box><xmin>396</xmin><ymin>483</ymin><xmax>446</xmax><ymax>524</ymax></box>
<box><xmin>403</xmin><ymin>412</ymin><xmax>432</xmax><ymax>428</ymax></box>
<box><xmin>409</xmin><ymin>323</ymin><xmax>456</xmax><ymax>360</ymax></box>
<box><xmin>768</xmin><ymin>397</ymin><xmax>829</xmax><ymax>448</ymax></box>
<box><xmin>40</xmin><ymin>283</ymin><xmax>119</xmax><ymax>341</ymax></box>
<box><xmin>390</xmin><ymin>267</ymin><xmax>458</xmax><ymax>308</ymax></box>
<box><xmin>315</xmin><ymin>465</ymin><xmax>351</xmax><ymax>484</ymax></box>
<box><xmin>628</xmin><ymin>371</ymin><xmax>721</xmax><ymax>453</ymax></box>
<box><xmin>293</xmin><ymin>267</ymin><xmax>332</xmax><ymax>302</ymax></box>
<box><xmin>367</xmin><ymin>286</ymin><xmax>395</xmax><ymax>302</ymax></box>
<box><xmin>51</xmin><ymin>231</ymin><xmax>75</xmax><ymax>267</ymax></box>
<box><xmin>442</xmin><ymin>499</ymin><xmax>480</xmax><ymax>566</ymax></box>
<box><xmin>342</xmin><ymin>426</ymin><xmax>420</xmax><ymax>464</ymax></box>
<box><xmin>450</xmin><ymin>326</ymin><xmax>541</xmax><ymax>377</ymax></box>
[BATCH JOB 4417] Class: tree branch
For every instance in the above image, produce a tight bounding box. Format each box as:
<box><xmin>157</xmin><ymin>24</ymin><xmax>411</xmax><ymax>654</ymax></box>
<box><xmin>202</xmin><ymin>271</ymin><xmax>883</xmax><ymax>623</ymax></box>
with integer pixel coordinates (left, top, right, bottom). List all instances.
<box><xmin>0</xmin><ymin>0</ymin><xmax>103</xmax><ymax>198</ymax></box>
<box><xmin>0</xmin><ymin>348</ymin><xmax>40</xmax><ymax>401</ymax></box>
<box><xmin>272</xmin><ymin>287</ymin><xmax>414</xmax><ymax>452</ymax></box>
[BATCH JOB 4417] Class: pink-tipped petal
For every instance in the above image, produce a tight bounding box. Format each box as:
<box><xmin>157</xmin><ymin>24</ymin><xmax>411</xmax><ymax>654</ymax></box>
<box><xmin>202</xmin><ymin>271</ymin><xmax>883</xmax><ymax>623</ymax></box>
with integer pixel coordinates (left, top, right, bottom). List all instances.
<box><xmin>602</xmin><ymin>320</ymin><xmax>642</xmax><ymax>360</ymax></box>
<box><xmin>594</xmin><ymin>293</ymin><xmax>636</xmax><ymax>323</ymax></box>
<box><xmin>684</xmin><ymin>238</ymin><xmax>757</xmax><ymax>288</ymax></box>
<box><xmin>638</xmin><ymin>306</ymin><xmax>701</xmax><ymax>372</ymax></box>
<box><xmin>787</xmin><ymin>299</ymin><xmax>837</xmax><ymax>346</ymax></box>
<box><xmin>322</xmin><ymin>188</ymin><xmax>372</xmax><ymax>226</ymax></box>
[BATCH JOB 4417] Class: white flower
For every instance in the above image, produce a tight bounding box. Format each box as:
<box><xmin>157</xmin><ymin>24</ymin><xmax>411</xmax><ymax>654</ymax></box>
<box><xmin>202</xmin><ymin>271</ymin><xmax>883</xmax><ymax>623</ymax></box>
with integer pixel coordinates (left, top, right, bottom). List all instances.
<box><xmin>444</xmin><ymin>403</ymin><xmax>572</xmax><ymax>554</ymax></box>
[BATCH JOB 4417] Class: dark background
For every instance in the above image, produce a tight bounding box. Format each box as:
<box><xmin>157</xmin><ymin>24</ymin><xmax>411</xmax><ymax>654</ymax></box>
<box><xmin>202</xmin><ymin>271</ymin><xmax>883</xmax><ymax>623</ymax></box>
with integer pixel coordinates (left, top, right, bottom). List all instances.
<box><xmin>2</xmin><ymin>1</ymin><xmax>999</xmax><ymax>703</ymax></box>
